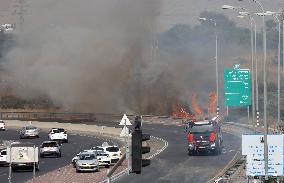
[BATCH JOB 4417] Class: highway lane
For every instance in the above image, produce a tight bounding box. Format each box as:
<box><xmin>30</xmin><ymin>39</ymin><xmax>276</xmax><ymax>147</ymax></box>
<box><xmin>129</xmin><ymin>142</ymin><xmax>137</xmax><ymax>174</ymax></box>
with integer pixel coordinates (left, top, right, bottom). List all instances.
<box><xmin>117</xmin><ymin>123</ymin><xmax>241</xmax><ymax>183</ymax></box>
<box><xmin>0</xmin><ymin>129</ymin><xmax>118</xmax><ymax>183</ymax></box>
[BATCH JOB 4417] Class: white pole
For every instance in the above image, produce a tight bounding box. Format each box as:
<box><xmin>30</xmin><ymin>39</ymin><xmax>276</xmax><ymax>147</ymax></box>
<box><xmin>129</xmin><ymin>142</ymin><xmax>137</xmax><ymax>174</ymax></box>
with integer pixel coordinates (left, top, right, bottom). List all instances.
<box><xmin>277</xmin><ymin>16</ymin><xmax>281</xmax><ymax>130</ymax></box>
<box><xmin>33</xmin><ymin>145</ymin><xmax>36</xmax><ymax>180</ymax></box>
<box><xmin>255</xmin><ymin>20</ymin><xmax>259</xmax><ymax>127</ymax></box>
<box><xmin>250</xmin><ymin>17</ymin><xmax>255</xmax><ymax>127</ymax></box>
<box><xmin>252</xmin><ymin>0</ymin><xmax>268</xmax><ymax>180</ymax></box>
<box><xmin>8</xmin><ymin>146</ymin><xmax>11</xmax><ymax>183</ymax></box>
<box><xmin>247</xmin><ymin>106</ymin><xmax>250</xmax><ymax>124</ymax></box>
<box><xmin>215</xmin><ymin>25</ymin><xmax>219</xmax><ymax>117</ymax></box>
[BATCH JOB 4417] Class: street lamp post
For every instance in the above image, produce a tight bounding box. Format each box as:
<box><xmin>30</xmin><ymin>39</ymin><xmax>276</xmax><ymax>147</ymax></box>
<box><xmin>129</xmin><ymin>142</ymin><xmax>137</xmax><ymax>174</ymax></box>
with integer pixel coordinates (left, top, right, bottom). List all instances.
<box><xmin>221</xmin><ymin>5</ymin><xmax>256</xmax><ymax>127</ymax></box>
<box><xmin>199</xmin><ymin>18</ymin><xmax>219</xmax><ymax>117</ymax></box>
<box><xmin>251</xmin><ymin>0</ymin><xmax>268</xmax><ymax>180</ymax></box>
<box><xmin>257</xmin><ymin>11</ymin><xmax>282</xmax><ymax>132</ymax></box>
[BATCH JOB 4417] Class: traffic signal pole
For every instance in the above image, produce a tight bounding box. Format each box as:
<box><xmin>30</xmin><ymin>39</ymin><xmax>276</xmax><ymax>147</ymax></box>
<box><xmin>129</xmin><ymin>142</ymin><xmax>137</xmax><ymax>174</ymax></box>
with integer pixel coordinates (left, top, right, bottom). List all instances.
<box><xmin>131</xmin><ymin>116</ymin><xmax>151</xmax><ymax>174</ymax></box>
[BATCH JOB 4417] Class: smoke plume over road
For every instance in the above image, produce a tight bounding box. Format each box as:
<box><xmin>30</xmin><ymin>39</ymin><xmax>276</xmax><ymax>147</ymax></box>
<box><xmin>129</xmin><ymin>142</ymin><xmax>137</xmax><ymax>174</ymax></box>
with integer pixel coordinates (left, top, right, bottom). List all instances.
<box><xmin>2</xmin><ymin>0</ymin><xmax>181</xmax><ymax>114</ymax></box>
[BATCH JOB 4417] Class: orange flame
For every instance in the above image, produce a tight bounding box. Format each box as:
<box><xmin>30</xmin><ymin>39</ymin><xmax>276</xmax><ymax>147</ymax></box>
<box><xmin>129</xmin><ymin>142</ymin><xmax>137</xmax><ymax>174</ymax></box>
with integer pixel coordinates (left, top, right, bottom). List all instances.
<box><xmin>172</xmin><ymin>99</ymin><xmax>195</xmax><ymax>119</ymax></box>
<box><xmin>191</xmin><ymin>93</ymin><xmax>204</xmax><ymax>116</ymax></box>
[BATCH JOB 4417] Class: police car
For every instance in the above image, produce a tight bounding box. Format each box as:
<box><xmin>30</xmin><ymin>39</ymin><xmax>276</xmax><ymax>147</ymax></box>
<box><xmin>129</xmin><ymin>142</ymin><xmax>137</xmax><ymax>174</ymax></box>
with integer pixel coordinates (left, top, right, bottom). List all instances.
<box><xmin>48</xmin><ymin>128</ymin><xmax>68</xmax><ymax>143</ymax></box>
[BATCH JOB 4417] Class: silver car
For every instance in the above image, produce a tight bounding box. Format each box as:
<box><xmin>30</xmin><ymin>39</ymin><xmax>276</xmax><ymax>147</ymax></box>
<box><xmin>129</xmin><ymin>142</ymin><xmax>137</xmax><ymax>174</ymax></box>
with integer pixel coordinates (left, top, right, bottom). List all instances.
<box><xmin>40</xmin><ymin>141</ymin><xmax>61</xmax><ymax>158</ymax></box>
<box><xmin>19</xmin><ymin>126</ymin><xmax>40</xmax><ymax>139</ymax></box>
<box><xmin>76</xmin><ymin>152</ymin><xmax>99</xmax><ymax>173</ymax></box>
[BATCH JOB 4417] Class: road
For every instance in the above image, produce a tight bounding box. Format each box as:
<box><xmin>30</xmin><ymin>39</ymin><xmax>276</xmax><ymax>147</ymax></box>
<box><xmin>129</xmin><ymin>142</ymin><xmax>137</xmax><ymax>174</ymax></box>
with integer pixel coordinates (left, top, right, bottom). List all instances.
<box><xmin>0</xmin><ymin>129</ymin><xmax>115</xmax><ymax>183</ymax></box>
<box><xmin>117</xmin><ymin>123</ymin><xmax>241</xmax><ymax>183</ymax></box>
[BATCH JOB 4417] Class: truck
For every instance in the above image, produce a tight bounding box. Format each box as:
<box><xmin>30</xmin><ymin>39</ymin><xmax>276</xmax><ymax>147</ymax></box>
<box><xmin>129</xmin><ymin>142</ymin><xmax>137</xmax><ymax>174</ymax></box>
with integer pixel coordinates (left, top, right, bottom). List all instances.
<box><xmin>7</xmin><ymin>145</ymin><xmax>39</xmax><ymax>172</ymax></box>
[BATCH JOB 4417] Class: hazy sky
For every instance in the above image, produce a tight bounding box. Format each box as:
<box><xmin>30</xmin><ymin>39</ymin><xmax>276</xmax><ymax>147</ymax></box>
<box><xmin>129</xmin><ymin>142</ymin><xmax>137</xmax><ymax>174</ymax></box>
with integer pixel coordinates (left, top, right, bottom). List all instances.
<box><xmin>1</xmin><ymin>0</ymin><xmax>284</xmax><ymax>32</ymax></box>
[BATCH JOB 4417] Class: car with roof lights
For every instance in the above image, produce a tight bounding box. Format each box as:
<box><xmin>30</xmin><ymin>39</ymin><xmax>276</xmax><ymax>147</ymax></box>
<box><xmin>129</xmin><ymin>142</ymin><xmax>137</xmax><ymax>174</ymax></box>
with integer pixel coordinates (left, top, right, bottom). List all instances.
<box><xmin>186</xmin><ymin>120</ymin><xmax>222</xmax><ymax>155</ymax></box>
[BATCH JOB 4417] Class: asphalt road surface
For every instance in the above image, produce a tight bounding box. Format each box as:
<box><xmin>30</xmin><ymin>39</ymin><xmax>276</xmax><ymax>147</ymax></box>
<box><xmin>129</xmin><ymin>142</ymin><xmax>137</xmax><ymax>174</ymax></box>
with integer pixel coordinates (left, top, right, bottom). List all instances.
<box><xmin>117</xmin><ymin>123</ymin><xmax>241</xmax><ymax>183</ymax></box>
<box><xmin>0</xmin><ymin>129</ymin><xmax>115</xmax><ymax>183</ymax></box>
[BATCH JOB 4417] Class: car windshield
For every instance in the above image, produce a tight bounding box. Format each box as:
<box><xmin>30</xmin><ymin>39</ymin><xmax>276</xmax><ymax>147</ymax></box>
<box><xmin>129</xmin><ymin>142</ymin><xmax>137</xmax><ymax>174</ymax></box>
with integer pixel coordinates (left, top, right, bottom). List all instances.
<box><xmin>106</xmin><ymin>147</ymin><xmax>119</xmax><ymax>152</ymax></box>
<box><xmin>91</xmin><ymin>147</ymin><xmax>104</xmax><ymax>151</ymax></box>
<box><xmin>189</xmin><ymin>124</ymin><xmax>214</xmax><ymax>133</ymax></box>
<box><xmin>42</xmin><ymin>142</ymin><xmax>57</xmax><ymax>147</ymax></box>
<box><xmin>1</xmin><ymin>150</ymin><xmax>6</xmax><ymax>155</ymax></box>
<box><xmin>0</xmin><ymin>121</ymin><xmax>4</xmax><ymax>123</ymax></box>
<box><xmin>52</xmin><ymin>129</ymin><xmax>60</xmax><ymax>133</ymax></box>
<box><xmin>79</xmin><ymin>154</ymin><xmax>96</xmax><ymax>160</ymax></box>
<box><xmin>57</xmin><ymin>128</ymin><xmax>65</xmax><ymax>132</ymax></box>
<box><xmin>26</xmin><ymin>126</ymin><xmax>37</xmax><ymax>130</ymax></box>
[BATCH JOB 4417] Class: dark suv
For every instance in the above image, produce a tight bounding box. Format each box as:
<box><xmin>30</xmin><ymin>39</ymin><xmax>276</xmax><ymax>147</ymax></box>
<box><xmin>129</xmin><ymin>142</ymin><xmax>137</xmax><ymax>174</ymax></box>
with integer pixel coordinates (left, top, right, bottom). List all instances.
<box><xmin>186</xmin><ymin>120</ymin><xmax>222</xmax><ymax>155</ymax></box>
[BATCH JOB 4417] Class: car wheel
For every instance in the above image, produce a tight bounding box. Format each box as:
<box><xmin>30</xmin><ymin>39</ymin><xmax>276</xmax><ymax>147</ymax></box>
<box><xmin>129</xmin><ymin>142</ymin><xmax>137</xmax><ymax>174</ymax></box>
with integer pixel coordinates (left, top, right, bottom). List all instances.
<box><xmin>65</xmin><ymin>139</ymin><xmax>68</xmax><ymax>143</ymax></box>
<box><xmin>76</xmin><ymin>169</ymin><xmax>80</xmax><ymax>173</ymax></box>
<box><xmin>58</xmin><ymin>153</ymin><xmax>61</xmax><ymax>158</ymax></box>
<box><xmin>12</xmin><ymin>167</ymin><xmax>17</xmax><ymax>172</ymax></box>
<box><xmin>213</xmin><ymin>146</ymin><xmax>221</xmax><ymax>156</ymax></box>
<box><xmin>105</xmin><ymin>165</ymin><xmax>110</xmax><ymax>168</ymax></box>
<box><xmin>40</xmin><ymin>154</ymin><xmax>44</xmax><ymax>158</ymax></box>
<box><xmin>188</xmin><ymin>150</ymin><xmax>195</xmax><ymax>156</ymax></box>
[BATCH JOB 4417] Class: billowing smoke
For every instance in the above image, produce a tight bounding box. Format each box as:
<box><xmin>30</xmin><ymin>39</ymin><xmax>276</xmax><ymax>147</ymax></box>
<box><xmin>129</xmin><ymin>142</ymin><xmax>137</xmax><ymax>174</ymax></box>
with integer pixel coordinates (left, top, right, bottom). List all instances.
<box><xmin>2</xmin><ymin>0</ymin><xmax>179</xmax><ymax>114</ymax></box>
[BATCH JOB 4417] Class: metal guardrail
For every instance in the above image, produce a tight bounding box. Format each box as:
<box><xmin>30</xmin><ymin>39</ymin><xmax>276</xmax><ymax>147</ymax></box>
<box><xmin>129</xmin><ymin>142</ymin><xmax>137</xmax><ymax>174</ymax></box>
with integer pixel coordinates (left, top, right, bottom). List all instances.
<box><xmin>0</xmin><ymin>112</ymin><xmax>96</xmax><ymax>121</ymax></box>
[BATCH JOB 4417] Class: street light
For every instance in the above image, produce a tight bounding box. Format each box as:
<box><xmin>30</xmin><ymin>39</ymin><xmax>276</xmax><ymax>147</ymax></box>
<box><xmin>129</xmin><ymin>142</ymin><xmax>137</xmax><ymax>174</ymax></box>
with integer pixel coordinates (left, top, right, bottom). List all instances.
<box><xmin>199</xmin><ymin>17</ymin><xmax>219</xmax><ymax>117</ymax></box>
<box><xmin>249</xmin><ymin>0</ymin><xmax>268</xmax><ymax>180</ymax></box>
<box><xmin>255</xmin><ymin>11</ymin><xmax>282</xmax><ymax>132</ymax></box>
<box><xmin>221</xmin><ymin>5</ymin><xmax>256</xmax><ymax>129</ymax></box>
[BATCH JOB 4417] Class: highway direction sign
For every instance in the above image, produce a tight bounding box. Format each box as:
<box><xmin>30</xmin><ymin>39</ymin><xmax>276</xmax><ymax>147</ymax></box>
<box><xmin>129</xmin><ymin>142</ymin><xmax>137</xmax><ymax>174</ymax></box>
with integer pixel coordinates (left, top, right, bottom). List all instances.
<box><xmin>224</xmin><ymin>65</ymin><xmax>251</xmax><ymax>106</ymax></box>
<box><xmin>242</xmin><ymin>135</ymin><xmax>283</xmax><ymax>176</ymax></box>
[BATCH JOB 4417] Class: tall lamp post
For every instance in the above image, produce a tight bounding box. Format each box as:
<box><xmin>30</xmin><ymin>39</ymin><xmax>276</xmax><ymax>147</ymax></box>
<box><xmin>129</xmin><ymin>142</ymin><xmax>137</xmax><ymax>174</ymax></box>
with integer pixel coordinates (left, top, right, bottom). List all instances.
<box><xmin>222</xmin><ymin>5</ymin><xmax>256</xmax><ymax>127</ymax></box>
<box><xmin>256</xmin><ymin>10</ymin><xmax>282</xmax><ymax>133</ymax></box>
<box><xmin>199</xmin><ymin>17</ymin><xmax>219</xmax><ymax>117</ymax></box>
<box><xmin>250</xmin><ymin>0</ymin><xmax>268</xmax><ymax>180</ymax></box>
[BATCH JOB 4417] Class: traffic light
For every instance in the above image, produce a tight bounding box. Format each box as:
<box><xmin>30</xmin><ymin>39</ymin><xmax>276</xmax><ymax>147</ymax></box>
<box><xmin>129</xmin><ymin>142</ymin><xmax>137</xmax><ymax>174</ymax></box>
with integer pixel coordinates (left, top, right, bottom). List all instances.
<box><xmin>131</xmin><ymin>116</ymin><xmax>151</xmax><ymax>174</ymax></box>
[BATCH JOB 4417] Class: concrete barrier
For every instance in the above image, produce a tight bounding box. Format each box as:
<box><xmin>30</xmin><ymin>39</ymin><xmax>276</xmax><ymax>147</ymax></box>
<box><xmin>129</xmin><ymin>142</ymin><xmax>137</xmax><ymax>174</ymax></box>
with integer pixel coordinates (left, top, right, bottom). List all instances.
<box><xmin>4</xmin><ymin>120</ymin><xmax>122</xmax><ymax>137</ymax></box>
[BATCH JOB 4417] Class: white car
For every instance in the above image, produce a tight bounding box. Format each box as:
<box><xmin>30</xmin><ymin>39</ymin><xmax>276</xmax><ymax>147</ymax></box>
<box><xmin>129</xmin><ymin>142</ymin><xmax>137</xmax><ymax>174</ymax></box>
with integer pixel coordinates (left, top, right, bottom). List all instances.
<box><xmin>0</xmin><ymin>120</ymin><xmax>5</xmax><ymax>131</ymax></box>
<box><xmin>0</xmin><ymin>149</ymin><xmax>8</xmax><ymax>166</ymax></box>
<box><xmin>40</xmin><ymin>141</ymin><xmax>61</xmax><ymax>158</ymax></box>
<box><xmin>72</xmin><ymin>150</ymin><xmax>96</xmax><ymax>167</ymax></box>
<box><xmin>48</xmin><ymin>128</ymin><xmax>68</xmax><ymax>143</ymax></box>
<box><xmin>75</xmin><ymin>152</ymin><xmax>99</xmax><ymax>173</ymax></box>
<box><xmin>96</xmin><ymin>151</ymin><xmax>111</xmax><ymax>168</ymax></box>
<box><xmin>99</xmin><ymin>144</ymin><xmax>121</xmax><ymax>165</ymax></box>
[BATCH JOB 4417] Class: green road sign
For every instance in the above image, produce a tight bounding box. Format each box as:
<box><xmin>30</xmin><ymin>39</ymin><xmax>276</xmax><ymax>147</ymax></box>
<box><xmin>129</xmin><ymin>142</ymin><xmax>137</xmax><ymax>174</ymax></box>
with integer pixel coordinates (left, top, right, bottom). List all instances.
<box><xmin>224</xmin><ymin>66</ymin><xmax>251</xmax><ymax>106</ymax></box>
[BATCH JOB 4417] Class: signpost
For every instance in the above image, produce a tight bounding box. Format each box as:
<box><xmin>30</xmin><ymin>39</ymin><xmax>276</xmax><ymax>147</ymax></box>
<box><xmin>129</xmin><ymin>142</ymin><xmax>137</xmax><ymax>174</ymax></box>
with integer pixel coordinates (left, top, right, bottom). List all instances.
<box><xmin>242</xmin><ymin>134</ymin><xmax>283</xmax><ymax>176</ymax></box>
<box><xmin>224</xmin><ymin>65</ymin><xmax>251</xmax><ymax>107</ymax></box>
<box><xmin>119</xmin><ymin>114</ymin><xmax>132</xmax><ymax>174</ymax></box>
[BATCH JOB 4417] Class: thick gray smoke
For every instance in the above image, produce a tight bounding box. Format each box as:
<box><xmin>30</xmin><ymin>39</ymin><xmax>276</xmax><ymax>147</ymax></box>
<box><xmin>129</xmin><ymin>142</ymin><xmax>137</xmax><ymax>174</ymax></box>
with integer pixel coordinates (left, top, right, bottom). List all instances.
<box><xmin>2</xmin><ymin>0</ymin><xmax>179</xmax><ymax>114</ymax></box>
